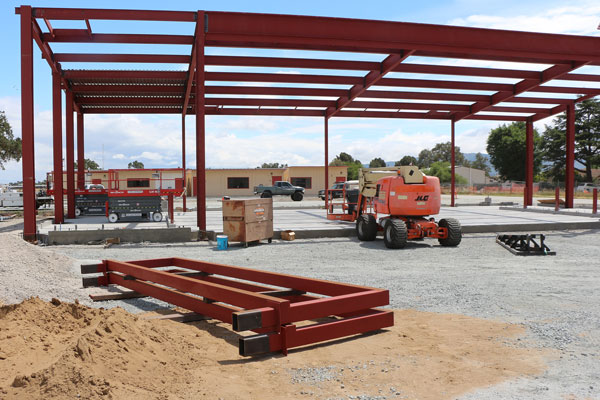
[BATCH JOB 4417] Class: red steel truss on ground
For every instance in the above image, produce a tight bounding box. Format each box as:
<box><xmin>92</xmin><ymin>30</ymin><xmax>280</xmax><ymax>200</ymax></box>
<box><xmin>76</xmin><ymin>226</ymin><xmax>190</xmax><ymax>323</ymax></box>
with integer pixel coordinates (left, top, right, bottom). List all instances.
<box><xmin>81</xmin><ymin>257</ymin><xmax>393</xmax><ymax>356</ymax></box>
<box><xmin>16</xmin><ymin>6</ymin><xmax>600</xmax><ymax>240</ymax></box>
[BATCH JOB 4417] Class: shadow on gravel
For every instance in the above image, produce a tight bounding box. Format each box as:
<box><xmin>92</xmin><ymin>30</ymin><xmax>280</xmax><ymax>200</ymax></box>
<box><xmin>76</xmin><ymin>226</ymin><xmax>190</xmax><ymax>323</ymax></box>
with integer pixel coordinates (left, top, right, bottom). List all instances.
<box><xmin>0</xmin><ymin>221</ymin><xmax>23</xmax><ymax>233</ymax></box>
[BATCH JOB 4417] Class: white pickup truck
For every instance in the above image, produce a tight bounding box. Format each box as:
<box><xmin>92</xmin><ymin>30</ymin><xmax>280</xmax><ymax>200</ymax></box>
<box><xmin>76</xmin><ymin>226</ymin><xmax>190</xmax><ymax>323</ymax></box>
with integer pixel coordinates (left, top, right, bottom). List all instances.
<box><xmin>576</xmin><ymin>183</ymin><xmax>599</xmax><ymax>193</ymax></box>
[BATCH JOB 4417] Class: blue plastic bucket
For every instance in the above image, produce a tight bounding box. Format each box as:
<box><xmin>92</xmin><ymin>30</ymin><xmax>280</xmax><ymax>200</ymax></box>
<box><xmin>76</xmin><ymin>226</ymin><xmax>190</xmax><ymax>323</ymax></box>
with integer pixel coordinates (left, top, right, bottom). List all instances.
<box><xmin>216</xmin><ymin>235</ymin><xmax>228</xmax><ymax>250</ymax></box>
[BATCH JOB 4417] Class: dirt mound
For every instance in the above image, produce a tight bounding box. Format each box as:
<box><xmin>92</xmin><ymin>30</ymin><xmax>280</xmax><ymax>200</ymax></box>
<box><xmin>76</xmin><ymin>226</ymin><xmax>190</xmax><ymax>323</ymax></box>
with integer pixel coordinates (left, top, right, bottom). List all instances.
<box><xmin>0</xmin><ymin>298</ymin><xmax>548</xmax><ymax>399</ymax></box>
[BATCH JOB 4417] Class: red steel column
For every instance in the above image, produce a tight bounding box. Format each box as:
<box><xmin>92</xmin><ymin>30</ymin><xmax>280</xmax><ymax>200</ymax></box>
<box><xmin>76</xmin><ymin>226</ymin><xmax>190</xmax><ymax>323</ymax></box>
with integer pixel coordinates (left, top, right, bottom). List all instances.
<box><xmin>77</xmin><ymin>112</ymin><xmax>85</xmax><ymax>190</ymax></box>
<box><xmin>450</xmin><ymin>120</ymin><xmax>456</xmax><ymax>207</ymax></box>
<box><xmin>182</xmin><ymin>114</ymin><xmax>187</xmax><ymax>212</ymax></box>
<box><xmin>20</xmin><ymin>6</ymin><xmax>36</xmax><ymax>240</ymax></box>
<box><xmin>195</xmin><ymin>12</ymin><xmax>206</xmax><ymax>231</ymax></box>
<box><xmin>52</xmin><ymin>72</ymin><xmax>64</xmax><ymax>224</ymax></box>
<box><xmin>324</xmin><ymin>117</ymin><xmax>329</xmax><ymax>193</ymax></box>
<box><xmin>525</xmin><ymin>119</ymin><xmax>534</xmax><ymax>206</ymax></box>
<box><xmin>565</xmin><ymin>103</ymin><xmax>575</xmax><ymax>209</ymax></box>
<box><xmin>66</xmin><ymin>90</ymin><xmax>75</xmax><ymax>218</ymax></box>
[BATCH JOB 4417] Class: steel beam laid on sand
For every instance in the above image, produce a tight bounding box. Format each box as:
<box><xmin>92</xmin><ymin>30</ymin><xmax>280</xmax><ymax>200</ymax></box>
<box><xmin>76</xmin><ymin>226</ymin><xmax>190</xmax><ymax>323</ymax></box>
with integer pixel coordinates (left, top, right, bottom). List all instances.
<box><xmin>81</xmin><ymin>257</ymin><xmax>392</xmax><ymax>356</ymax></box>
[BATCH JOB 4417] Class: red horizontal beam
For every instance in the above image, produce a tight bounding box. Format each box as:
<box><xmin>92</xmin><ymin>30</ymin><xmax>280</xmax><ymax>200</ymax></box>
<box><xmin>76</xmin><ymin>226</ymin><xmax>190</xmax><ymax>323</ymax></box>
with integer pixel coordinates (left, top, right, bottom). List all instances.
<box><xmin>71</xmin><ymin>84</ymin><xmax>185</xmax><ymax>94</ymax></box>
<box><xmin>82</xmin><ymin>106</ymin><xmax>185</xmax><ymax>114</ymax></box>
<box><xmin>76</xmin><ymin>97</ymin><xmax>184</xmax><ymax>105</ymax></box>
<box><xmin>206</xmin><ymin>55</ymin><xmax>378</xmax><ymax>71</ymax></box>
<box><xmin>349</xmin><ymin>100</ymin><xmax>469</xmax><ymax>112</ymax></box>
<box><xmin>205</xmin><ymin>11</ymin><xmax>600</xmax><ymax>63</ymax></box>
<box><xmin>43</xmin><ymin>32</ymin><xmax>194</xmax><ymax>45</ymax></box>
<box><xmin>54</xmin><ymin>53</ymin><xmax>191</xmax><ymax>63</ymax></box>
<box><xmin>205</xmin><ymin>56</ymin><xmax>593</xmax><ymax>84</ymax></box>
<box><xmin>205</xmin><ymin>71</ymin><xmax>360</xmax><ymax>85</ymax></box>
<box><xmin>560</xmin><ymin>73</ymin><xmax>600</xmax><ymax>82</ymax></box>
<box><xmin>206</xmin><ymin>97</ymin><xmax>335</xmax><ymax>108</ymax></box>
<box><xmin>486</xmin><ymin>105</ymin><xmax>551</xmax><ymax>114</ymax></box>
<box><xmin>206</xmin><ymin>85</ymin><xmax>346</xmax><ymax>97</ymax></box>
<box><xmin>64</xmin><ymin>70</ymin><xmax>188</xmax><ymax>80</ymax></box>
<box><xmin>464</xmin><ymin>114</ymin><xmax>528</xmax><ymax>121</ymax></box>
<box><xmin>30</xmin><ymin>7</ymin><xmax>197</xmax><ymax>21</ymax></box>
<box><xmin>532</xmin><ymin>85</ymin><xmax>600</xmax><ymax>95</ymax></box>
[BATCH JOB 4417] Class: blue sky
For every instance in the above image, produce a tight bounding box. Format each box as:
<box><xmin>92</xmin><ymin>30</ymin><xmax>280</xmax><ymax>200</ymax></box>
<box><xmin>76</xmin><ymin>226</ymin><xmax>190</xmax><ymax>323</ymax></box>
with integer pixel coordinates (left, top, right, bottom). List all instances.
<box><xmin>1</xmin><ymin>0</ymin><xmax>600</xmax><ymax>183</ymax></box>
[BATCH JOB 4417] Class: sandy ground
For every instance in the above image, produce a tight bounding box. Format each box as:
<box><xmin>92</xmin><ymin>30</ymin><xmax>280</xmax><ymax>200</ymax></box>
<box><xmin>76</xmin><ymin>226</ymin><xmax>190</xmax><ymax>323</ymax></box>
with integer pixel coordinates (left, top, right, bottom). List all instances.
<box><xmin>1</xmin><ymin>218</ymin><xmax>599</xmax><ymax>399</ymax></box>
<box><xmin>0</xmin><ymin>298</ymin><xmax>545</xmax><ymax>400</ymax></box>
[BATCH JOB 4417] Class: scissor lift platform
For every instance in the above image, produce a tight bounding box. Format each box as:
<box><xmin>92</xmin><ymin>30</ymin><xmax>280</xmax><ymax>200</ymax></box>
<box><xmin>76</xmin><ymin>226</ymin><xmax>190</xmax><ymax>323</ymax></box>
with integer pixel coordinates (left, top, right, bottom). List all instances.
<box><xmin>81</xmin><ymin>257</ymin><xmax>393</xmax><ymax>356</ymax></box>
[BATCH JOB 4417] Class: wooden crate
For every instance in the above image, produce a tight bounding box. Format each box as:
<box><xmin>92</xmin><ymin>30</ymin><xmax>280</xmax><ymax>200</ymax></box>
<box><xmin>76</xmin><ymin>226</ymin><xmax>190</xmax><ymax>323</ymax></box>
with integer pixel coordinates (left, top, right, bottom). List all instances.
<box><xmin>222</xmin><ymin>198</ymin><xmax>273</xmax><ymax>246</ymax></box>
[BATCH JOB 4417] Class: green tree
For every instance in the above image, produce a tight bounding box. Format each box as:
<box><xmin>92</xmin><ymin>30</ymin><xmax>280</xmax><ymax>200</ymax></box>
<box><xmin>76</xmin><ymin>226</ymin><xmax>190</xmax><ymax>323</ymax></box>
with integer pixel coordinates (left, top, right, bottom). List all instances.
<box><xmin>470</xmin><ymin>152</ymin><xmax>491</xmax><ymax>176</ymax></box>
<box><xmin>417</xmin><ymin>149</ymin><xmax>433</xmax><ymax>168</ymax></box>
<box><xmin>74</xmin><ymin>158</ymin><xmax>101</xmax><ymax>171</ymax></box>
<box><xmin>259</xmin><ymin>162</ymin><xmax>287</xmax><ymax>168</ymax></box>
<box><xmin>0</xmin><ymin>111</ymin><xmax>21</xmax><ymax>170</ymax></box>
<box><xmin>424</xmin><ymin>161</ymin><xmax>467</xmax><ymax>184</ymax></box>
<box><xmin>395</xmin><ymin>155</ymin><xmax>417</xmax><ymax>166</ymax></box>
<box><xmin>486</xmin><ymin>122</ymin><xmax>542</xmax><ymax>181</ymax></box>
<box><xmin>330</xmin><ymin>152</ymin><xmax>363</xmax><ymax>180</ymax></box>
<box><xmin>128</xmin><ymin>160</ymin><xmax>144</xmax><ymax>169</ymax></box>
<box><xmin>430</xmin><ymin>141</ymin><xmax>468</xmax><ymax>166</ymax></box>
<box><xmin>368</xmin><ymin>157</ymin><xmax>386</xmax><ymax>168</ymax></box>
<box><xmin>541</xmin><ymin>99</ymin><xmax>600</xmax><ymax>182</ymax></box>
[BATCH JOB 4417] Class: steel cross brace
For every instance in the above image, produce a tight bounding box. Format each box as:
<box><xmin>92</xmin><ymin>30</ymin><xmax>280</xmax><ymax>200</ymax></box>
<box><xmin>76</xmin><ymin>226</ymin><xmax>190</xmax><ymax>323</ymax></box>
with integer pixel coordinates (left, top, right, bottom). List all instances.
<box><xmin>326</xmin><ymin>51</ymin><xmax>415</xmax><ymax>119</ymax></box>
<box><xmin>453</xmin><ymin>62</ymin><xmax>590</xmax><ymax>122</ymax></box>
<box><xmin>81</xmin><ymin>257</ymin><xmax>392</xmax><ymax>356</ymax></box>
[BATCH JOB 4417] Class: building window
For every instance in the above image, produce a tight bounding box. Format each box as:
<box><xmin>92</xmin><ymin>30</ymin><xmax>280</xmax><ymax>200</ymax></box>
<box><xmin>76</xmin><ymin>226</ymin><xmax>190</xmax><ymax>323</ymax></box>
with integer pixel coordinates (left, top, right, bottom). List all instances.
<box><xmin>291</xmin><ymin>177</ymin><xmax>312</xmax><ymax>189</ymax></box>
<box><xmin>227</xmin><ymin>177</ymin><xmax>249</xmax><ymax>189</ymax></box>
<box><xmin>127</xmin><ymin>178</ymin><xmax>150</xmax><ymax>188</ymax></box>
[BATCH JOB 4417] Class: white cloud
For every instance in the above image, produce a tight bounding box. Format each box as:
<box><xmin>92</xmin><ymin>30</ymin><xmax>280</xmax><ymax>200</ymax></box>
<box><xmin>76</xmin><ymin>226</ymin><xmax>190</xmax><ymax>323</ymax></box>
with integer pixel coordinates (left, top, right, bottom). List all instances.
<box><xmin>449</xmin><ymin>4</ymin><xmax>600</xmax><ymax>35</ymax></box>
<box><xmin>112</xmin><ymin>154</ymin><xmax>126</xmax><ymax>160</ymax></box>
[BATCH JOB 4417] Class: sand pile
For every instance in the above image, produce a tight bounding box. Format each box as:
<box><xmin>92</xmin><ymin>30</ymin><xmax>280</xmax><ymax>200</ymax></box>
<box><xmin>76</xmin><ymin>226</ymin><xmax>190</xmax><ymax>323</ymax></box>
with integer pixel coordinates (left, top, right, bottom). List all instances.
<box><xmin>0</xmin><ymin>298</ymin><xmax>547</xmax><ymax>400</ymax></box>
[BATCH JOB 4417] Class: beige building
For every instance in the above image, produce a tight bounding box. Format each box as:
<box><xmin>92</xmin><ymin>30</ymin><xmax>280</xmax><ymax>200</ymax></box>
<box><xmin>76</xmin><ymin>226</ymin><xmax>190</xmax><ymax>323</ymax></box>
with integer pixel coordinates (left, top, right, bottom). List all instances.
<box><xmin>186</xmin><ymin>166</ymin><xmax>347</xmax><ymax>197</ymax></box>
<box><xmin>454</xmin><ymin>166</ymin><xmax>489</xmax><ymax>185</ymax></box>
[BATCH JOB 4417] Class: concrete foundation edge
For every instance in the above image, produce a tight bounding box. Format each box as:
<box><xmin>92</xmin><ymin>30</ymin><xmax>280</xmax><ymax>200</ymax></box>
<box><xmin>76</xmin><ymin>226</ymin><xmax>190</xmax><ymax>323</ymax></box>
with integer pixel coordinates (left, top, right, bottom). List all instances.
<box><xmin>45</xmin><ymin>227</ymin><xmax>192</xmax><ymax>245</ymax></box>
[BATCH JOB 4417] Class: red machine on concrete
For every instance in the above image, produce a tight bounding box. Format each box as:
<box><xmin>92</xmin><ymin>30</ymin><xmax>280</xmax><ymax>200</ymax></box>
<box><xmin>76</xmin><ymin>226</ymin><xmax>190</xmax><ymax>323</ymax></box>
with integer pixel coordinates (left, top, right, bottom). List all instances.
<box><xmin>47</xmin><ymin>168</ymin><xmax>185</xmax><ymax>222</ymax></box>
<box><xmin>326</xmin><ymin>166</ymin><xmax>461</xmax><ymax>249</ymax></box>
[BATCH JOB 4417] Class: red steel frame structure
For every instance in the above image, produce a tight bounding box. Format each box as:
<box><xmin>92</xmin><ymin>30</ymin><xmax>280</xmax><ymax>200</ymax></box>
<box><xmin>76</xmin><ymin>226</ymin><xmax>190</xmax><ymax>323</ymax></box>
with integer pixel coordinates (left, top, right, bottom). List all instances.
<box><xmin>81</xmin><ymin>257</ymin><xmax>392</xmax><ymax>356</ymax></box>
<box><xmin>16</xmin><ymin>6</ymin><xmax>600</xmax><ymax>241</ymax></box>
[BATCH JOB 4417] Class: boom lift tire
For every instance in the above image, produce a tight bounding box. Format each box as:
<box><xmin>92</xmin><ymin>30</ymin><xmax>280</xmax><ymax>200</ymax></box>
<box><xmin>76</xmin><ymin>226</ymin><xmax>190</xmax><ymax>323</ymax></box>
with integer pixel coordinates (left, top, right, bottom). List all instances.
<box><xmin>108</xmin><ymin>213</ymin><xmax>119</xmax><ymax>223</ymax></box>
<box><xmin>438</xmin><ymin>218</ymin><xmax>462</xmax><ymax>247</ymax></box>
<box><xmin>383</xmin><ymin>218</ymin><xmax>408</xmax><ymax>249</ymax></box>
<box><xmin>291</xmin><ymin>192</ymin><xmax>303</xmax><ymax>201</ymax></box>
<box><xmin>75</xmin><ymin>208</ymin><xmax>81</xmax><ymax>217</ymax></box>
<box><xmin>261</xmin><ymin>191</ymin><xmax>272</xmax><ymax>198</ymax></box>
<box><xmin>356</xmin><ymin>214</ymin><xmax>377</xmax><ymax>241</ymax></box>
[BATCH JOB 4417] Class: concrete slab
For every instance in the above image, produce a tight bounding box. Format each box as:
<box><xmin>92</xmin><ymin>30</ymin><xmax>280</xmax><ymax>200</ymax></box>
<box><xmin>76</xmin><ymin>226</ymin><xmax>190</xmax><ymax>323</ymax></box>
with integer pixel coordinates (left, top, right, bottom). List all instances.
<box><xmin>38</xmin><ymin>206</ymin><xmax>600</xmax><ymax>242</ymax></box>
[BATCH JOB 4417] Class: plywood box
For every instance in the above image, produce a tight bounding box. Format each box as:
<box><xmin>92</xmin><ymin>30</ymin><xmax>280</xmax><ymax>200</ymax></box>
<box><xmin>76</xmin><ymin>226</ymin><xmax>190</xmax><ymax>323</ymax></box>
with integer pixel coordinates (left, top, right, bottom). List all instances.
<box><xmin>222</xmin><ymin>198</ymin><xmax>273</xmax><ymax>246</ymax></box>
<box><xmin>281</xmin><ymin>230</ymin><xmax>295</xmax><ymax>241</ymax></box>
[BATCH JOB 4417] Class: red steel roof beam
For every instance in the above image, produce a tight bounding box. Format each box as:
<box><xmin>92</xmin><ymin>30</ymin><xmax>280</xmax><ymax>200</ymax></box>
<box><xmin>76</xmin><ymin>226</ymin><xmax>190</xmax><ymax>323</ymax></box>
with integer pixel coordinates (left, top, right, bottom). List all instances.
<box><xmin>64</xmin><ymin>70</ymin><xmax>188</xmax><ymax>80</ymax></box>
<box><xmin>71</xmin><ymin>85</ymin><xmax>185</xmax><ymax>94</ymax></box>
<box><xmin>204</xmin><ymin>12</ymin><xmax>600</xmax><ymax>63</ymax></box>
<box><xmin>327</xmin><ymin>51</ymin><xmax>415</xmax><ymax>118</ymax></box>
<box><xmin>76</xmin><ymin>97</ymin><xmax>184</xmax><ymax>105</ymax></box>
<box><xmin>206</xmin><ymin>98</ymin><xmax>335</xmax><ymax>108</ymax></box>
<box><xmin>54</xmin><ymin>54</ymin><xmax>191</xmax><ymax>63</ymax></box>
<box><xmin>43</xmin><ymin>32</ymin><xmax>194</xmax><ymax>45</ymax></box>
<box><xmin>531</xmin><ymin>93</ymin><xmax>597</xmax><ymax>122</ymax></box>
<box><xmin>32</xmin><ymin>8</ymin><xmax>197</xmax><ymax>22</ymax></box>
<box><xmin>453</xmin><ymin>62</ymin><xmax>589</xmax><ymax>121</ymax></box>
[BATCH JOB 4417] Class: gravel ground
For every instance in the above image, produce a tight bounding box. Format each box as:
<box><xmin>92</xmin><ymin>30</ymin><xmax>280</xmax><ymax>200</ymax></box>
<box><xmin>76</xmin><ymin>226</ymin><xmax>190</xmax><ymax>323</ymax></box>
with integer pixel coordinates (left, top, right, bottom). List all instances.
<box><xmin>1</xmin><ymin>219</ymin><xmax>599</xmax><ymax>399</ymax></box>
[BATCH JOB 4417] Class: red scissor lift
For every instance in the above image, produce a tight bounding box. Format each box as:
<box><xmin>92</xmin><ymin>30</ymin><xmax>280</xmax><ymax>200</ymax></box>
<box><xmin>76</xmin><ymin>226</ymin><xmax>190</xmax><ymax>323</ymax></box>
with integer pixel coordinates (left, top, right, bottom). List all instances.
<box><xmin>105</xmin><ymin>169</ymin><xmax>184</xmax><ymax>223</ymax></box>
<box><xmin>81</xmin><ymin>257</ymin><xmax>393</xmax><ymax>356</ymax></box>
<box><xmin>47</xmin><ymin>168</ymin><xmax>185</xmax><ymax>222</ymax></box>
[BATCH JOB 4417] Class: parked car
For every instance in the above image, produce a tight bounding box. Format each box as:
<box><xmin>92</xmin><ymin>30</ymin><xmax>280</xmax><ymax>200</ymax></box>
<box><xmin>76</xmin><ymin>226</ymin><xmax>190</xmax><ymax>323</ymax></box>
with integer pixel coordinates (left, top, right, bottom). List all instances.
<box><xmin>253</xmin><ymin>181</ymin><xmax>305</xmax><ymax>201</ymax></box>
<box><xmin>318</xmin><ymin>182</ymin><xmax>346</xmax><ymax>200</ymax></box>
<box><xmin>576</xmin><ymin>183</ymin><xmax>599</xmax><ymax>193</ymax></box>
